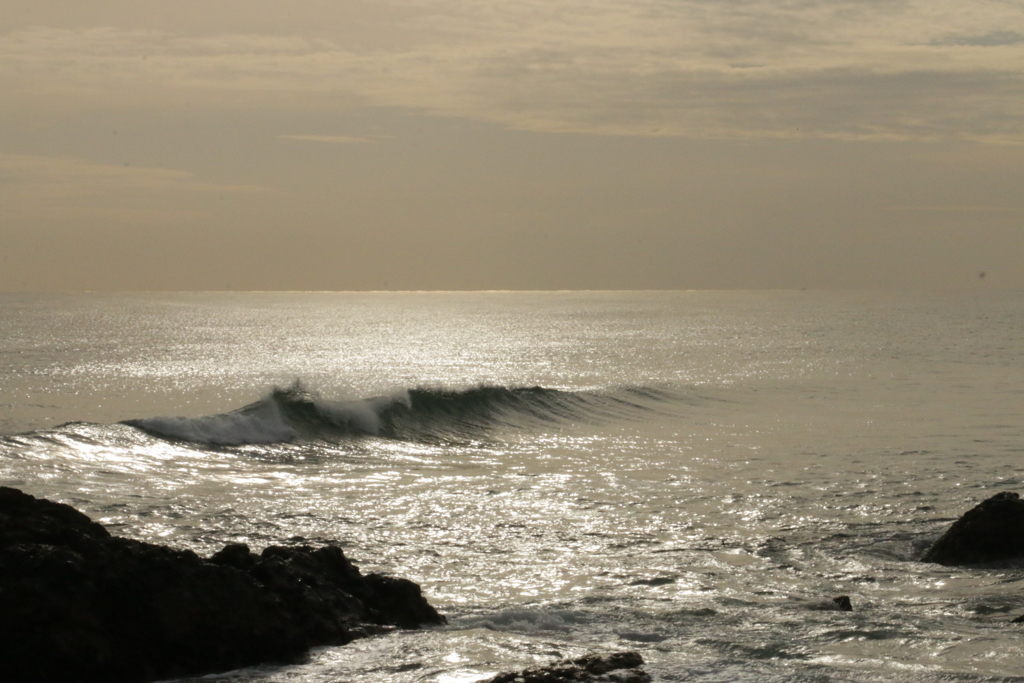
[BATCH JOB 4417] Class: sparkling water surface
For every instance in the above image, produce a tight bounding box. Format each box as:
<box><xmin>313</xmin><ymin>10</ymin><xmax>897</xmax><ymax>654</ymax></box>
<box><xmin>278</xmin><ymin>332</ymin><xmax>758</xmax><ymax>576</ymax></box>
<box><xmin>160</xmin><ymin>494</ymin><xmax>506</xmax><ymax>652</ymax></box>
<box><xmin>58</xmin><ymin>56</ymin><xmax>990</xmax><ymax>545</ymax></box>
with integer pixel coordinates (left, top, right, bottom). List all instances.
<box><xmin>2</xmin><ymin>291</ymin><xmax>1023</xmax><ymax>682</ymax></box>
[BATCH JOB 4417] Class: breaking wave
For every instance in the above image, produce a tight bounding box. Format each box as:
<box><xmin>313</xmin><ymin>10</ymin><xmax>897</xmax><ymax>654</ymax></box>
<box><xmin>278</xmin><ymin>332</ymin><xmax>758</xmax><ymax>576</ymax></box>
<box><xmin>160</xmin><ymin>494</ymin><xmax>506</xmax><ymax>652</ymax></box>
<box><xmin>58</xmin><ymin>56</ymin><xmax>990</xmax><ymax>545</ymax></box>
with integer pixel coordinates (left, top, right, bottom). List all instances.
<box><xmin>122</xmin><ymin>383</ymin><xmax>673</xmax><ymax>447</ymax></box>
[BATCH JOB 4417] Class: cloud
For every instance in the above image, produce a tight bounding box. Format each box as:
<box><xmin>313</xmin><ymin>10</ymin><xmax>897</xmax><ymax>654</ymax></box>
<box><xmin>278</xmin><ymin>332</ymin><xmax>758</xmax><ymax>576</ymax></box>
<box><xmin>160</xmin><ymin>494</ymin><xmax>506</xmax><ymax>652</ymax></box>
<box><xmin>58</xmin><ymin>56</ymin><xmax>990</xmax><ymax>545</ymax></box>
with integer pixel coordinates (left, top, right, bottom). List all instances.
<box><xmin>886</xmin><ymin>204</ymin><xmax>1021</xmax><ymax>213</ymax></box>
<box><xmin>931</xmin><ymin>30</ymin><xmax>1024</xmax><ymax>47</ymax></box>
<box><xmin>279</xmin><ymin>135</ymin><xmax>380</xmax><ymax>143</ymax></box>
<box><xmin>0</xmin><ymin>153</ymin><xmax>263</xmax><ymax>201</ymax></box>
<box><xmin>2</xmin><ymin>0</ymin><xmax>1024</xmax><ymax>142</ymax></box>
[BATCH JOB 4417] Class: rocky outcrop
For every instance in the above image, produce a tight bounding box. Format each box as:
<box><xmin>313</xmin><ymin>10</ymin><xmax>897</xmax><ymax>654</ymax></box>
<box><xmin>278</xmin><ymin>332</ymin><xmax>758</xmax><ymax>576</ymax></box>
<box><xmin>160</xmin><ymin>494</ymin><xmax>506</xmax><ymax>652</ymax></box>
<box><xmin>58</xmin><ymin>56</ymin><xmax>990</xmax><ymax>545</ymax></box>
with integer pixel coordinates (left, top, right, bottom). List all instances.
<box><xmin>482</xmin><ymin>652</ymin><xmax>650</xmax><ymax>683</ymax></box>
<box><xmin>922</xmin><ymin>491</ymin><xmax>1024</xmax><ymax>565</ymax></box>
<box><xmin>0</xmin><ymin>487</ymin><xmax>444</xmax><ymax>683</ymax></box>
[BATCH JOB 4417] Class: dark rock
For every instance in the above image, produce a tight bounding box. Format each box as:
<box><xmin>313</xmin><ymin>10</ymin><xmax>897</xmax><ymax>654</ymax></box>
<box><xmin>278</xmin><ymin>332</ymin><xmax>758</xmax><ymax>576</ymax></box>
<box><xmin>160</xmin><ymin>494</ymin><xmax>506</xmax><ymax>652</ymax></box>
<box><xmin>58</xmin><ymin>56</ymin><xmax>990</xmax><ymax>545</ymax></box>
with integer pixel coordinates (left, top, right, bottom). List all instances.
<box><xmin>210</xmin><ymin>541</ymin><xmax>256</xmax><ymax>570</ymax></box>
<box><xmin>1012</xmin><ymin>614</ymin><xmax>1024</xmax><ymax>623</ymax></box>
<box><xmin>921</xmin><ymin>492</ymin><xmax>1024</xmax><ymax>565</ymax></box>
<box><xmin>0</xmin><ymin>487</ymin><xmax>444</xmax><ymax>683</ymax></box>
<box><xmin>806</xmin><ymin>595</ymin><xmax>853</xmax><ymax>612</ymax></box>
<box><xmin>481</xmin><ymin>651</ymin><xmax>650</xmax><ymax>683</ymax></box>
<box><xmin>833</xmin><ymin>596</ymin><xmax>853</xmax><ymax>611</ymax></box>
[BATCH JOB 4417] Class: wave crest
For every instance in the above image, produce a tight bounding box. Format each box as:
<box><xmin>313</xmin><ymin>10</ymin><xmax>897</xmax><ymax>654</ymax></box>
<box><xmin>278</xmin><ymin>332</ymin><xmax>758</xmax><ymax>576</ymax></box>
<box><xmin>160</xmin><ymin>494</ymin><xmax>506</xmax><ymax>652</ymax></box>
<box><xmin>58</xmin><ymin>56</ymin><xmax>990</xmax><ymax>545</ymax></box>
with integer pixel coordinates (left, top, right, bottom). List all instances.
<box><xmin>123</xmin><ymin>383</ymin><xmax>669</xmax><ymax>447</ymax></box>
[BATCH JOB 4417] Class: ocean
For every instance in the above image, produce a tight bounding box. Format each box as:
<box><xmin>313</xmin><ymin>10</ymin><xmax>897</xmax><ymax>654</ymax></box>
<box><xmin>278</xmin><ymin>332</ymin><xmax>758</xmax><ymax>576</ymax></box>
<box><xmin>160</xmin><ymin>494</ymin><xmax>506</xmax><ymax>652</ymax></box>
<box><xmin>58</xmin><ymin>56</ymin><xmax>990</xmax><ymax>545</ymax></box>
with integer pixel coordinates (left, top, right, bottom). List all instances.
<box><xmin>2</xmin><ymin>290</ymin><xmax>1023</xmax><ymax>682</ymax></box>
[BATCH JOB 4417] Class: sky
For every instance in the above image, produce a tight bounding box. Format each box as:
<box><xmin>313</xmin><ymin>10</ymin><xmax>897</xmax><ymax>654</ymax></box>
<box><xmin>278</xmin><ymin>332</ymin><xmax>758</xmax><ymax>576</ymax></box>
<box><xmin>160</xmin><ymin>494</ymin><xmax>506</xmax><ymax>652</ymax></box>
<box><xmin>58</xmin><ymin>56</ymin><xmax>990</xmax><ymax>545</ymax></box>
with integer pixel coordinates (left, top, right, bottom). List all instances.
<box><xmin>1</xmin><ymin>0</ymin><xmax>1022</xmax><ymax>291</ymax></box>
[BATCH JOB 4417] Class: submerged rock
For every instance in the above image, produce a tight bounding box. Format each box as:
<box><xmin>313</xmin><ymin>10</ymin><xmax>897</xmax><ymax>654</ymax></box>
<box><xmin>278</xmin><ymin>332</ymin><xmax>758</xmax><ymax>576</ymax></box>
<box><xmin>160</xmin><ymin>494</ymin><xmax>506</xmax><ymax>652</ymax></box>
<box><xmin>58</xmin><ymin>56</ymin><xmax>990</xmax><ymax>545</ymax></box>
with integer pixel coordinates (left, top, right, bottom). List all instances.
<box><xmin>921</xmin><ymin>491</ymin><xmax>1024</xmax><ymax>565</ymax></box>
<box><xmin>804</xmin><ymin>595</ymin><xmax>853</xmax><ymax>612</ymax></box>
<box><xmin>0</xmin><ymin>487</ymin><xmax>444</xmax><ymax>683</ymax></box>
<box><xmin>482</xmin><ymin>651</ymin><xmax>651</xmax><ymax>683</ymax></box>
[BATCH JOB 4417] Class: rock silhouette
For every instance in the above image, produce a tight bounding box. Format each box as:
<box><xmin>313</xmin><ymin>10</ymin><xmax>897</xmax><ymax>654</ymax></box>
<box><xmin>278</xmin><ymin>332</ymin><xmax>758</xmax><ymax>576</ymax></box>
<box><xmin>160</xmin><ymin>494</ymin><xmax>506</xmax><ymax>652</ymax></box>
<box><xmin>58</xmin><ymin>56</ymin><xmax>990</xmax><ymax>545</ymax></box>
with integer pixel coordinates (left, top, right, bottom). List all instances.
<box><xmin>922</xmin><ymin>491</ymin><xmax>1024</xmax><ymax>565</ymax></box>
<box><xmin>832</xmin><ymin>595</ymin><xmax>853</xmax><ymax>611</ymax></box>
<box><xmin>0</xmin><ymin>487</ymin><xmax>444</xmax><ymax>683</ymax></box>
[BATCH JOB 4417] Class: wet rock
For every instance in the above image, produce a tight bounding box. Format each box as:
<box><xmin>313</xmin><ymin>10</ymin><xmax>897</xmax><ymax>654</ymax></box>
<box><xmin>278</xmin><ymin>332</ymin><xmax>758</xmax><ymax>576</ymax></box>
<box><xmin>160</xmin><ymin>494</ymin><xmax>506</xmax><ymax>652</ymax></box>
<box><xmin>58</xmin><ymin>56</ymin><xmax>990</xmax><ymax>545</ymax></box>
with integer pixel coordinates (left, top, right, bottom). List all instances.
<box><xmin>0</xmin><ymin>487</ymin><xmax>444</xmax><ymax>683</ymax></box>
<box><xmin>805</xmin><ymin>595</ymin><xmax>853</xmax><ymax>611</ymax></box>
<box><xmin>482</xmin><ymin>651</ymin><xmax>651</xmax><ymax>683</ymax></box>
<box><xmin>617</xmin><ymin>631</ymin><xmax>669</xmax><ymax>643</ymax></box>
<box><xmin>921</xmin><ymin>491</ymin><xmax>1024</xmax><ymax>565</ymax></box>
<box><xmin>833</xmin><ymin>596</ymin><xmax>853</xmax><ymax>611</ymax></box>
<box><xmin>628</xmin><ymin>576</ymin><xmax>676</xmax><ymax>587</ymax></box>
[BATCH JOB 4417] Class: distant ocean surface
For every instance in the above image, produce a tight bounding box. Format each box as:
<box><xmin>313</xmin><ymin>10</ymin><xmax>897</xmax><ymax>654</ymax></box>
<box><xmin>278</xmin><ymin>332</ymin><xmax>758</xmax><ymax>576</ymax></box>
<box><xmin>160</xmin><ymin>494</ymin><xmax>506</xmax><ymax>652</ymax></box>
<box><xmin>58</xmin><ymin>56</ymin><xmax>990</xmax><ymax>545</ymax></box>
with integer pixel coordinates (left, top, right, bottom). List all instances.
<box><xmin>2</xmin><ymin>290</ymin><xmax>1024</xmax><ymax>682</ymax></box>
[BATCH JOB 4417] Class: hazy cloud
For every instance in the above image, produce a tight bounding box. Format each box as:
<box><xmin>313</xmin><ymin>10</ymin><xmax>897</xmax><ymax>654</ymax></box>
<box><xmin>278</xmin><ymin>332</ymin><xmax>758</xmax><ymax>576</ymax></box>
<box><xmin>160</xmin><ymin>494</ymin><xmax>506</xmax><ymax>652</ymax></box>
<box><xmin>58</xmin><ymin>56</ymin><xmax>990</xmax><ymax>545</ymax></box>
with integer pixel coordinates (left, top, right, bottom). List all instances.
<box><xmin>2</xmin><ymin>0</ymin><xmax>1023</xmax><ymax>141</ymax></box>
<box><xmin>0</xmin><ymin>153</ymin><xmax>262</xmax><ymax>199</ymax></box>
<box><xmin>886</xmin><ymin>204</ymin><xmax>1021</xmax><ymax>213</ymax></box>
<box><xmin>932</xmin><ymin>30</ymin><xmax>1024</xmax><ymax>47</ymax></box>
<box><xmin>279</xmin><ymin>135</ymin><xmax>380</xmax><ymax>143</ymax></box>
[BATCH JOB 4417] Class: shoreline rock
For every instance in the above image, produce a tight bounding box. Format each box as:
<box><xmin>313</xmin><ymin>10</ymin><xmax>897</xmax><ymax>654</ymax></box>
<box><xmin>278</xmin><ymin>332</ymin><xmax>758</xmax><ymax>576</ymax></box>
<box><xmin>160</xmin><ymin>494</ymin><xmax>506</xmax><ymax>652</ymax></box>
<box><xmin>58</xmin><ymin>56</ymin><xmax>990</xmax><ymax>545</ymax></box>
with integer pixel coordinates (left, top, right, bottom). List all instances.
<box><xmin>481</xmin><ymin>651</ymin><xmax>651</xmax><ymax>683</ymax></box>
<box><xmin>921</xmin><ymin>491</ymin><xmax>1024</xmax><ymax>566</ymax></box>
<box><xmin>0</xmin><ymin>487</ymin><xmax>445</xmax><ymax>683</ymax></box>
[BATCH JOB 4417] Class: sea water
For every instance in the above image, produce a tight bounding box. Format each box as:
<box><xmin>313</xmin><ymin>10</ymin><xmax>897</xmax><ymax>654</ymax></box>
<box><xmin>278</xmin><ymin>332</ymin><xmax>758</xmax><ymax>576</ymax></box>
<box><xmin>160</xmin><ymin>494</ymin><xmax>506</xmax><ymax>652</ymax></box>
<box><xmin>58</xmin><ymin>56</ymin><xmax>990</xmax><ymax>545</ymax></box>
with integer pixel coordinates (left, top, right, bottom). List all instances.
<box><xmin>2</xmin><ymin>290</ymin><xmax>1023</xmax><ymax>682</ymax></box>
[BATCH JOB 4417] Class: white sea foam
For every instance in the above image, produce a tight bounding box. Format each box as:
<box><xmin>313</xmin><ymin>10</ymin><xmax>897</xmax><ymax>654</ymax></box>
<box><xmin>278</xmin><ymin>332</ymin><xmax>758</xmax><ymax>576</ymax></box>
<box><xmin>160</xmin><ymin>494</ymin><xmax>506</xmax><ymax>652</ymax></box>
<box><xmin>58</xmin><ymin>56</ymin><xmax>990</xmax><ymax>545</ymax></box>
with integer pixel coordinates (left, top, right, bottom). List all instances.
<box><xmin>450</xmin><ymin>609</ymin><xmax>580</xmax><ymax>633</ymax></box>
<box><xmin>317</xmin><ymin>397</ymin><xmax>389</xmax><ymax>435</ymax></box>
<box><xmin>128</xmin><ymin>399</ymin><xmax>295</xmax><ymax>446</ymax></box>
